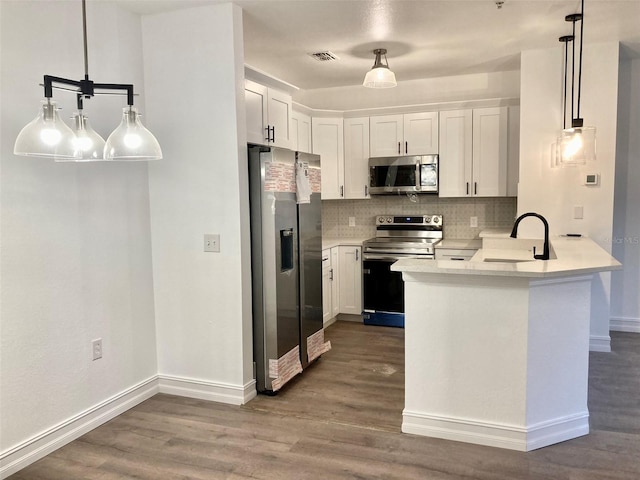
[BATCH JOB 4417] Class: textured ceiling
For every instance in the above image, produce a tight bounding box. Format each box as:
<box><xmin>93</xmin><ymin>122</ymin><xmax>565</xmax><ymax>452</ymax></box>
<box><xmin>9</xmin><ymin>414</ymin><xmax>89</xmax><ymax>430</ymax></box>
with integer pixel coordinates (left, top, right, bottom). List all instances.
<box><xmin>117</xmin><ymin>0</ymin><xmax>640</xmax><ymax>90</ymax></box>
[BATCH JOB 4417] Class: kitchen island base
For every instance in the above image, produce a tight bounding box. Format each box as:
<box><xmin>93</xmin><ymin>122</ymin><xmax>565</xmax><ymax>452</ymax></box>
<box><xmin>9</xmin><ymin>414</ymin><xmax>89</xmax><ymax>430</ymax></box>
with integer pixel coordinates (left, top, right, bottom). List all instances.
<box><xmin>401</xmin><ymin>272</ymin><xmax>593</xmax><ymax>451</ymax></box>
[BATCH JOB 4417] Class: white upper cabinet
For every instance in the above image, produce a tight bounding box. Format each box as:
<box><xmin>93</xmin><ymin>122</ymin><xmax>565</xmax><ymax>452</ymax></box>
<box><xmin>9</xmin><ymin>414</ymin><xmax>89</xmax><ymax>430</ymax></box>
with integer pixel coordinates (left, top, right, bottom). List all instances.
<box><xmin>370</xmin><ymin>112</ymin><xmax>438</xmax><ymax>157</ymax></box>
<box><xmin>472</xmin><ymin>107</ymin><xmax>508</xmax><ymax>197</ymax></box>
<box><xmin>292</xmin><ymin>110</ymin><xmax>312</xmax><ymax>153</ymax></box>
<box><xmin>403</xmin><ymin>112</ymin><xmax>439</xmax><ymax>155</ymax></box>
<box><xmin>312</xmin><ymin>117</ymin><xmax>344</xmax><ymax>200</ymax></box>
<box><xmin>438</xmin><ymin>110</ymin><xmax>473</xmax><ymax>197</ymax></box>
<box><xmin>343</xmin><ymin>117</ymin><xmax>370</xmax><ymax>199</ymax></box>
<box><xmin>245</xmin><ymin>79</ymin><xmax>292</xmax><ymax>149</ymax></box>
<box><xmin>369</xmin><ymin>115</ymin><xmax>404</xmax><ymax>157</ymax></box>
<box><xmin>439</xmin><ymin>106</ymin><xmax>509</xmax><ymax>197</ymax></box>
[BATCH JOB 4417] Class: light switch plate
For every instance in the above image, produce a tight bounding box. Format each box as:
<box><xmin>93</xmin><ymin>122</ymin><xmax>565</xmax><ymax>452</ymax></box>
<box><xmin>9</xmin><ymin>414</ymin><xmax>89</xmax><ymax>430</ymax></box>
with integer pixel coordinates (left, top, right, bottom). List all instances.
<box><xmin>573</xmin><ymin>206</ymin><xmax>584</xmax><ymax>219</ymax></box>
<box><xmin>348</xmin><ymin>217</ymin><xmax>356</xmax><ymax>227</ymax></box>
<box><xmin>204</xmin><ymin>234</ymin><xmax>220</xmax><ymax>252</ymax></box>
<box><xmin>470</xmin><ymin>216</ymin><xmax>478</xmax><ymax>228</ymax></box>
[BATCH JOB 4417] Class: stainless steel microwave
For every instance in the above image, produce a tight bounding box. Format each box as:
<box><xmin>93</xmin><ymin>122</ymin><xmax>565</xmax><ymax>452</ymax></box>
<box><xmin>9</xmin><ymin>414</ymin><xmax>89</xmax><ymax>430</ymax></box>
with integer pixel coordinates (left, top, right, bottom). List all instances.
<box><xmin>368</xmin><ymin>154</ymin><xmax>438</xmax><ymax>195</ymax></box>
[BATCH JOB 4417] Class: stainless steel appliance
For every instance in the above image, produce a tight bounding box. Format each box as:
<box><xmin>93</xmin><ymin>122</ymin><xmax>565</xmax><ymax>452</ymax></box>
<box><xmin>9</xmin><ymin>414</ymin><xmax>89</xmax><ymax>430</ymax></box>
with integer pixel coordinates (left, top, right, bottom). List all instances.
<box><xmin>362</xmin><ymin>215</ymin><xmax>443</xmax><ymax>327</ymax></box>
<box><xmin>248</xmin><ymin>146</ymin><xmax>329</xmax><ymax>394</ymax></box>
<box><xmin>368</xmin><ymin>154</ymin><xmax>438</xmax><ymax>195</ymax></box>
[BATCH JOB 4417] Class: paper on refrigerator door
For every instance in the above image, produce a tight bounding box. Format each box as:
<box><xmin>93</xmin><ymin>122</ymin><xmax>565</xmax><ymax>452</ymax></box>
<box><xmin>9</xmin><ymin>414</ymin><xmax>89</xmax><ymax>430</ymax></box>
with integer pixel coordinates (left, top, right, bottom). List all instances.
<box><xmin>269</xmin><ymin>345</ymin><xmax>303</xmax><ymax>392</ymax></box>
<box><xmin>307</xmin><ymin>329</ymin><xmax>332</xmax><ymax>363</ymax></box>
<box><xmin>296</xmin><ymin>160</ymin><xmax>311</xmax><ymax>204</ymax></box>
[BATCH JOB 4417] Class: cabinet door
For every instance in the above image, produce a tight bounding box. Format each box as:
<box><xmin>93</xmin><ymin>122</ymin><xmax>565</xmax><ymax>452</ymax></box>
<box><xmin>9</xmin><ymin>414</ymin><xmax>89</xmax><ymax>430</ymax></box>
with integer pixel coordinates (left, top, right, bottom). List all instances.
<box><xmin>343</xmin><ymin>117</ymin><xmax>370</xmax><ymax>199</ymax></box>
<box><xmin>292</xmin><ymin>111</ymin><xmax>312</xmax><ymax>153</ymax></box>
<box><xmin>507</xmin><ymin>106</ymin><xmax>520</xmax><ymax>197</ymax></box>
<box><xmin>245</xmin><ymin>80</ymin><xmax>269</xmax><ymax>146</ymax></box>
<box><xmin>331</xmin><ymin>247</ymin><xmax>340</xmax><ymax>319</ymax></box>
<box><xmin>267</xmin><ymin>89</ymin><xmax>293</xmax><ymax>149</ymax></box>
<box><xmin>338</xmin><ymin>246</ymin><xmax>362</xmax><ymax>315</ymax></box>
<box><xmin>312</xmin><ymin>117</ymin><xmax>344</xmax><ymax>200</ymax></box>
<box><xmin>404</xmin><ymin>111</ymin><xmax>439</xmax><ymax>155</ymax></box>
<box><xmin>322</xmin><ymin>249</ymin><xmax>333</xmax><ymax>325</ymax></box>
<box><xmin>438</xmin><ymin>110</ymin><xmax>473</xmax><ymax>197</ymax></box>
<box><xmin>472</xmin><ymin>107</ymin><xmax>508</xmax><ymax>197</ymax></box>
<box><xmin>369</xmin><ymin>115</ymin><xmax>403</xmax><ymax>157</ymax></box>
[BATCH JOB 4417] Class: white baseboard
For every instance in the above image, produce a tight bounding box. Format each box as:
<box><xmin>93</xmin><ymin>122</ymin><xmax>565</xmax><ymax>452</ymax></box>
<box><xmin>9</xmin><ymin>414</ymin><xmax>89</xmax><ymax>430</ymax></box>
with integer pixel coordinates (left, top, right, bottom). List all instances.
<box><xmin>402</xmin><ymin>410</ymin><xmax>589</xmax><ymax>452</ymax></box>
<box><xmin>0</xmin><ymin>376</ymin><xmax>159</xmax><ymax>479</ymax></box>
<box><xmin>158</xmin><ymin>375</ymin><xmax>256</xmax><ymax>405</ymax></box>
<box><xmin>589</xmin><ymin>334</ymin><xmax>611</xmax><ymax>352</ymax></box>
<box><xmin>610</xmin><ymin>316</ymin><xmax>640</xmax><ymax>333</ymax></box>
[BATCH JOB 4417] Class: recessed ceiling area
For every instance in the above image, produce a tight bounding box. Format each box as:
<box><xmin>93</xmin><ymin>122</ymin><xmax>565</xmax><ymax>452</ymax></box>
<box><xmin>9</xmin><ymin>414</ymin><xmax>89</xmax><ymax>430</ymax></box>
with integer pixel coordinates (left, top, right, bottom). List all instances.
<box><xmin>118</xmin><ymin>0</ymin><xmax>640</xmax><ymax>90</ymax></box>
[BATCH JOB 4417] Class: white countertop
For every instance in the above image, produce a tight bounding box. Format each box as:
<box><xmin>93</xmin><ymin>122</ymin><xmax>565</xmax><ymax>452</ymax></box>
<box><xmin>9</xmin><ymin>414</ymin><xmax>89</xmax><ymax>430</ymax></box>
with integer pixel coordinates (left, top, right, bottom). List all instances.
<box><xmin>392</xmin><ymin>236</ymin><xmax>621</xmax><ymax>278</ymax></box>
<box><xmin>322</xmin><ymin>237</ymin><xmax>369</xmax><ymax>250</ymax></box>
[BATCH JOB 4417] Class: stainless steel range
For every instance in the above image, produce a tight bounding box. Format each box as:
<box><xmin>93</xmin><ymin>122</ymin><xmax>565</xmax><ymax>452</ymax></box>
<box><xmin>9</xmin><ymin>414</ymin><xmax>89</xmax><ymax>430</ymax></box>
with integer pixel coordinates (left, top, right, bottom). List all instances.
<box><xmin>362</xmin><ymin>215</ymin><xmax>443</xmax><ymax>327</ymax></box>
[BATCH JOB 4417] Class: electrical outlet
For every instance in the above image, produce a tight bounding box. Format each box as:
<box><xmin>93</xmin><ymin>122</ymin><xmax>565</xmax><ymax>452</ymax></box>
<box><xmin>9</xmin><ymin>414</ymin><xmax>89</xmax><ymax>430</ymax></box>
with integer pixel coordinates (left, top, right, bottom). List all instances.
<box><xmin>470</xmin><ymin>216</ymin><xmax>478</xmax><ymax>228</ymax></box>
<box><xmin>348</xmin><ymin>217</ymin><xmax>356</xmax><ymax>227</ymax></box>
<box><xmin>204</xmin><ymin>234</ymin><xmax>220</xmax><ymax>252</ymax></box>
<box><xmin>92</xmin><ymin>338</ymin><xmax>102</xmax><ymax>361</ymax></box>
<box><xmin>574</xmin><ymin>206</ymin><xmax>584</xmax><ymax>219</ymax></box>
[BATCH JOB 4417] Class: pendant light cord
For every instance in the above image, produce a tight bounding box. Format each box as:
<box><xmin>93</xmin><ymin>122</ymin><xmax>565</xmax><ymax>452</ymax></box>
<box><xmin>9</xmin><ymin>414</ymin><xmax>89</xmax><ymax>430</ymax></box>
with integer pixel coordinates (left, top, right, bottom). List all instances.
<box><xmin>563</xmin><ymin>40</ymin><xmax>568</xmax><ymax>129</ymax></box>
<box><xmin>82</xmin><ymin>0</ymin><xmax>89</xmax><ymax>78</ymax></box>
<box><xmin>576</xmin><ymin>0</ymin><xmax>584</xmax><ymax>120</ymax></box>
<box><xmin>570</xmin><ymin>18</ymin><xmax>576</xmax><ymax>125</ymax></box>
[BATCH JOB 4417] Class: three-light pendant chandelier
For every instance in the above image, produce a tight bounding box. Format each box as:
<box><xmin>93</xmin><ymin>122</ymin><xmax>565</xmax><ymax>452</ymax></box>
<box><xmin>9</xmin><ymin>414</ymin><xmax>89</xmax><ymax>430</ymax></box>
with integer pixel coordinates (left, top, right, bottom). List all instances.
<box><xmin>13</xmin><ymin>0</ymin><xmax>162</xmax><ymax>162</ymax></box>
<box><xmin>557</xmin><ymin>0</ymin><xmax>595</xmax><ymax>166</ymax></box>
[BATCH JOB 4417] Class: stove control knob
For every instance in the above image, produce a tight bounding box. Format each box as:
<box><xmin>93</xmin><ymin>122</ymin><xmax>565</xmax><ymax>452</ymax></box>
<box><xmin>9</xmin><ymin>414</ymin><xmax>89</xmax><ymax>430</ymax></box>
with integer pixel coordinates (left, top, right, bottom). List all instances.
<box><xmin>433</xmin><ymin>216</ymin><xmax>440</xmax><ymax>224</ymax></box>
<box><xmin>425</xmin><ymin>217</ymin><xmax>431</xmax><ymax>223</ymax></box>
<box><xmin>386</xmin><ymin>217</ymin><xmax>392</xmax><ymax>223</ymax></box>
<box><xmin>377</xmin><ymin>216</ymin><xmax>383</xmax><ymax>224</ymax></box>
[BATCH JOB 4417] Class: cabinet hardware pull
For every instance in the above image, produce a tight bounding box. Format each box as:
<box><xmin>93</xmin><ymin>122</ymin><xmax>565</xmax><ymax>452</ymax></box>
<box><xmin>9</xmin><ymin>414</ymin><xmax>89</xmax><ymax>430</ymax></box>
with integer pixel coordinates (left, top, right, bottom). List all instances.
<box><xmin>398</xmin><ymin>142</ymin><xmax>401</xmax><ymax>154</ymax></box>
<box><xmin>355</xmin><ymin>249</ymin><xmax>359</xmax><ymax>261</ymax></box>
<box><xmin>474</xmin><ymin>182</ymin><xmax>477</xmax><ymax>195</ymax></box>
<box><xmin>340</xmin><ymin>185</ymin><xmax>344</xmax><ymax>197</ymax></box>
<box><xmin>322</xmin><ymin>257</ymin><xmax>329</xmax><ymax>262</ymax></box>
<box><xmin>329</xmin><ymin>268</ymin><xmax>333</xmax><ymax>281</ymax></box>
<box><xmin>265</xmin><ymin>126</ymin><xmax>270</xmax><ymax>142</ymax></box>
<box><xmin>271</xmin><ymin>126</ymin><xmax>275</xmax><ymax>143</ymax></box>
<box><xmin>466</xmin><ymin>182</ymin><xmax>469</xmax><ymax>195</ymax></box>
<box><xmin>365</xmin><ymin>185</ymin><xmax>368</xmax><ymax>196</ymax></box>
<box><xmin>405</xmin><ymin>141</ymin><xmax>408</xmax><ymax>154</ymax></box>
<box><xmin>451</xmin><ymin>257</ymin><xmax>466</xmax><ymax>261</ymax></box>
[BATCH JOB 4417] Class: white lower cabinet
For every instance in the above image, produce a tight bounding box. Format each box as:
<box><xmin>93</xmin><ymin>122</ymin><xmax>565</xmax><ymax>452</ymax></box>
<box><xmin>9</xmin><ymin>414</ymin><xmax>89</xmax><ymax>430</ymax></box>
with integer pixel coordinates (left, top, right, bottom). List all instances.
<box><xmin>337</xmin><ymin>246</ymin><xmax>362</xmax><ymax>315</ymax></box>
<box><xmin>322</xmin><ymin>245</ymin><xmax>363</xmax><ymax>322</ymax></box>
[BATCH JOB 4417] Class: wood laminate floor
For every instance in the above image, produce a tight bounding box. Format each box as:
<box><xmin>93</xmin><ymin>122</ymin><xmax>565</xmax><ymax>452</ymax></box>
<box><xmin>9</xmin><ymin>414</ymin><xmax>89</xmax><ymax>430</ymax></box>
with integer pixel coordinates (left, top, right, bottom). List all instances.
<box><xmin>8</xmin><ymin>322</ymin><xmax>640</xmax><ymax>480</ymax></box>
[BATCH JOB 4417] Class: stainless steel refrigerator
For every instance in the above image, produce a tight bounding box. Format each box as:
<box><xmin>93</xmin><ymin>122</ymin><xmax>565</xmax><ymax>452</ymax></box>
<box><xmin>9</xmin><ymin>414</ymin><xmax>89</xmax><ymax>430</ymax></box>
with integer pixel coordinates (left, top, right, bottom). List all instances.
<box><xmin>248</xmin><ymin>145</ymin><xmax>329</xmax><ymax>394</ymax></box>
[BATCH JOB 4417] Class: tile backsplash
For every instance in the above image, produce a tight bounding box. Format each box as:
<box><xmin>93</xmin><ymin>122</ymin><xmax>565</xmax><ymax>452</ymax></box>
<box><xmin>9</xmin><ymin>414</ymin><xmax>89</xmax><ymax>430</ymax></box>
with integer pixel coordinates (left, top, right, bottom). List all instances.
<box><xmin>322</xmin><ymin>195</ymin><xmax>517</xmax><ymax>240</ymax></box>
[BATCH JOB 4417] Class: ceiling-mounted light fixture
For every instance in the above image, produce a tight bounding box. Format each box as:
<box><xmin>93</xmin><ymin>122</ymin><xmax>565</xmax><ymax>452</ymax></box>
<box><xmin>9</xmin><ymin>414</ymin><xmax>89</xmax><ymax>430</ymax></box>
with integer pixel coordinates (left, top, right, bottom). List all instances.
<box><xmin>13</xmin><ymin>0</ymin><xmax>162</xmax><ymax>162</ymax></box>
<box><xmin>557</xmin><ymin>0</ymin><xmax>595</xmax><ymax>166</ymax></box>
<box><xmin>363</xmin><ymin>48</ymin><xmax>397</xmax><ymax>88</ymax></box>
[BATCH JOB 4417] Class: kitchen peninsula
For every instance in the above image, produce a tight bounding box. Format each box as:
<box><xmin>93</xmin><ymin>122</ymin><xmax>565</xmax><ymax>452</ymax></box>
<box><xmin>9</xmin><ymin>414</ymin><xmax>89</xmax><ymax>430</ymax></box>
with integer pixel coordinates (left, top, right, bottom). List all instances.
<box><xmin>392</xmin><ymin>236</ymin><xmax>621</xmax><ymax>451</ymax></box>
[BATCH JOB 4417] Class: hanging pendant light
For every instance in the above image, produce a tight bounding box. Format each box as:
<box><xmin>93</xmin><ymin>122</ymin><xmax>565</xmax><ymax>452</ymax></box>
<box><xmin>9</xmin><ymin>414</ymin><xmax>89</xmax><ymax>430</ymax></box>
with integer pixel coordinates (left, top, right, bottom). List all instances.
<box><xmin>363</xmin><ymin>48</ymin><xmax>397</xmax><ymax>88</ymax></box>
<box><xmin>104</xmin><ymin>107</ymin><xmax>162</xmax><ymax>161</ymax></box>
<box><xmin>557</xmin><ymin>0</ymin><xmax>595</xmax><ymax>166</ymax></box>
<box><xmin>14</xmin><ymin>99</ymin><xmax>80</xmax><ymax>160</ymax></box>
<box><xmin>13</xmin><ymin>0</ymin><xmax>161</xmax><ymax>162</ymax></box>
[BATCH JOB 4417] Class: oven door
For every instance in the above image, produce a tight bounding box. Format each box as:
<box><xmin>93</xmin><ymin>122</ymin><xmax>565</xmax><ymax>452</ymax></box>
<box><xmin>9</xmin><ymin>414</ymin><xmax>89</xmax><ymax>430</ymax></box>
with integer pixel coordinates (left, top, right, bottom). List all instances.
<box><xmin>363</xmin><ymin>256</ymin><xmax>405</xmax><ymax>315</ymax></box>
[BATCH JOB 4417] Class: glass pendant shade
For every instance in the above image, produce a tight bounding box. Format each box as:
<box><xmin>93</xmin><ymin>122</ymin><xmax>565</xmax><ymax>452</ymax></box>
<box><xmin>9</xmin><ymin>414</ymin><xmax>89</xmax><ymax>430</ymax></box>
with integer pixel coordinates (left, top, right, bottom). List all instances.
<box><xmin>363</xmin><ymin>67</ymin><xmax>397</xmax><ymax>88</ymax></box>
<box><xmin>363</xmin><ymin>48</ymin><xmax>397</xmax><ymax>88</ymax></box>
<box><xmin>64</xmin><ymin>112</ymin><xmax>106</xmax><ymax>162</ymax></box>
<box><xmin>14</xmin><ymin>100</ymin><xmax>80</xmax><ymax>159</ymax></box>
<box><xmin>558</xmin><ymin>126</ymin><xmax>596</xmax><ymax>166</ymax></box>
<box><xmin>104</xmin><ymin>107</ymin><xmax>162</xmax><ymax>161</ymax></box>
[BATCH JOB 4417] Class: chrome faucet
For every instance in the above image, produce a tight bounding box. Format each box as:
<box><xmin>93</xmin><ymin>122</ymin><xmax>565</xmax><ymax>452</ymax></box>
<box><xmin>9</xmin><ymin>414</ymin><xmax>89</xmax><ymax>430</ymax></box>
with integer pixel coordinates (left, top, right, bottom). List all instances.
<box><xmin>510</xmin><ymin>212</ymin><xmax>550</xmax><ymax>260</ymax></box>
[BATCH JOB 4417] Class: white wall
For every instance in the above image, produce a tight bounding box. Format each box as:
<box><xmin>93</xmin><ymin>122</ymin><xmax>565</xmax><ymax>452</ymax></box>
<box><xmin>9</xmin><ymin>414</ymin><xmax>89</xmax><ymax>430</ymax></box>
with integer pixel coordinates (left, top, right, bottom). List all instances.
<box><xmin>0</xmin><ymin>0</ymin><xmax>157</xmax><ymax>456</ymax></box>
<box><xmin>611</xmin><ymin>56</ymin><xmax>640</xmax><ymax>331</ymax></box>
<box><xmin>518</xmin><ymin>43</ymin><xmax>621</xmax><ymax>351</ymax></box>
<box><xmin>294</xmin><ymin>70</ymin><xmax>521</xmax><ymax>111</ymax></box>
<box><xmin>143</xmin><ymin>3</ymin><xmax>255</xmax><ymax>401</ymax></box>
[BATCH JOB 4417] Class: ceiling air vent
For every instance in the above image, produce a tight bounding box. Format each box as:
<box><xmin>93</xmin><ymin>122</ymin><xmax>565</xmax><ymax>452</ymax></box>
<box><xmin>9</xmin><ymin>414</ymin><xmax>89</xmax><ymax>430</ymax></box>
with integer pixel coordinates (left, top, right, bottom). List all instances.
<box><xmin>308</xmin><ymin>51</ymin><xmax>339</xmax><ymax>62</ymax></box>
